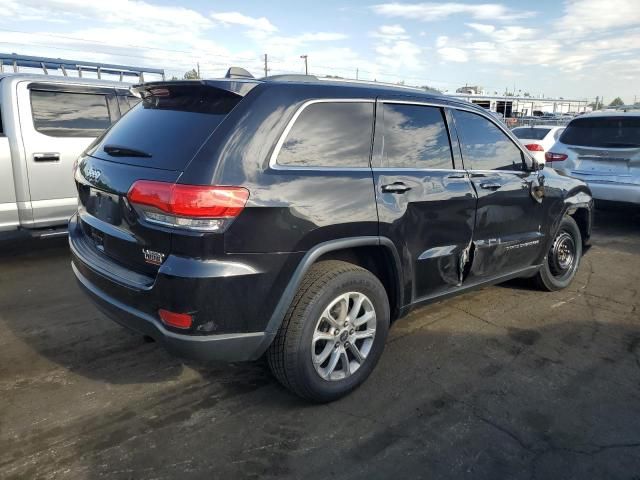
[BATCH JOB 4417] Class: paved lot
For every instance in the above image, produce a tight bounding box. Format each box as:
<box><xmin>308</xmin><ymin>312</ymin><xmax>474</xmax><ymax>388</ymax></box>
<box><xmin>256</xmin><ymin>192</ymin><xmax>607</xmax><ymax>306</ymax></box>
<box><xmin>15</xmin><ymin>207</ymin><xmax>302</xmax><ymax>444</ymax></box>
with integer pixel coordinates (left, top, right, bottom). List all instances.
<box><xmin>1</xmin><ymin>208</ymin><xmax>639</xmax><ymax>480</ymax></box>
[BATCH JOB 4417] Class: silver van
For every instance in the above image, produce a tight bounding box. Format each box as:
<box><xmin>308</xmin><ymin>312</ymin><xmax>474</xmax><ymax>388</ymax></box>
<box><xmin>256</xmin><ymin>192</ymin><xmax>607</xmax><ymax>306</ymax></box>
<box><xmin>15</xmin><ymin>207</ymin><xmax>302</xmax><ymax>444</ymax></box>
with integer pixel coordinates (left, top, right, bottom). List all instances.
<box><xmin>0</xmin><ymin>54</ymin><xmax>164</xmax><ymax>236</ymax></box>
<box><xmin>546</xmin><ymin>111</ymin><xmax>640</xmax><ymax>206</ymax></box>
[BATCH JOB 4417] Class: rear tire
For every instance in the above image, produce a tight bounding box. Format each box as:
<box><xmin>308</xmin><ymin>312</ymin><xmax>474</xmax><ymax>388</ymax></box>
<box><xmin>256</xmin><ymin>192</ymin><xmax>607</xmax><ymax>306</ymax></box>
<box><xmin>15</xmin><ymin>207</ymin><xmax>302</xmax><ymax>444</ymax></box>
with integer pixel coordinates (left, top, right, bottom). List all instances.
<box><xmin>267</xmin><ymin>260</ymin><xmax>389</xmax><ymax>402</ymax></box>
<box><xmin>533</xmin><ymin>215</ymin><xmax>582</xmax><ymax>291</ymax></box>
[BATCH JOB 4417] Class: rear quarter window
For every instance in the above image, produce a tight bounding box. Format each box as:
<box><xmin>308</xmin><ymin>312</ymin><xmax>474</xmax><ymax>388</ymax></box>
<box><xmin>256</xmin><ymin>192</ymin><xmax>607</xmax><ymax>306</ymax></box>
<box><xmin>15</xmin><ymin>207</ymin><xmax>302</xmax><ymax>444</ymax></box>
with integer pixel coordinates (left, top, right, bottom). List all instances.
<box><xmin>31</xmin><ymin>90</ymin><xmax>111</xmax><ymax>137</ymax></box>
<box><xmin>276</xmin><ymin>101</ymin><xmax>374</xmax><ymax>168</ymax></box>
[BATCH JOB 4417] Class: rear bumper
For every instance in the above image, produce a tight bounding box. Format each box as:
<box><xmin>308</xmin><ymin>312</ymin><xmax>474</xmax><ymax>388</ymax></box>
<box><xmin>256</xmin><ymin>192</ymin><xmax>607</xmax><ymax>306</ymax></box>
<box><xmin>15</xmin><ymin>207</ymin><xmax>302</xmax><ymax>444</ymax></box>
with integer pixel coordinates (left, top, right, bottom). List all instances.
<box><xmin>73</xmin><ymin>263</ymin><xmax>273</xmax><ymax>362</ymax></box>
<box><xmin>68</xmin><ymin>214</ymin><xmax>298</xmax><ymax>362</ymax></box>
<box><xmin>585</xmin><ymin>181</ymin><xmax>640</xmax><ymax>205</ymax></box>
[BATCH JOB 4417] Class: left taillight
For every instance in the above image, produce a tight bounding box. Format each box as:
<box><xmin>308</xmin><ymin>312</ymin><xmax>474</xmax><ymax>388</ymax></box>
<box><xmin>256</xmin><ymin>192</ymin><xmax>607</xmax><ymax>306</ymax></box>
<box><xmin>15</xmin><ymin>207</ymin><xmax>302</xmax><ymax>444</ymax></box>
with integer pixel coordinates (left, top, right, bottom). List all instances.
<box><xmin>525</xmin><ymin>143</ymin><xmax>544</xmax><ymax>152</ymax></box>
<box><xmin>127</xmin><ymin>180</ymin><xmax>249</xmax><ymax>231</ymax></box>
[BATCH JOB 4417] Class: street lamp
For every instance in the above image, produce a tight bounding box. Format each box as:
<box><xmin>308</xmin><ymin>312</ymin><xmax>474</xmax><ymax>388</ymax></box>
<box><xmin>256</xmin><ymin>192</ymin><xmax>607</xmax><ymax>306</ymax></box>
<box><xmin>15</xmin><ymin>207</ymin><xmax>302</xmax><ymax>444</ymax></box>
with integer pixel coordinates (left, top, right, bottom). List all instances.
<box><xmin>300</xmin><ymin>55</ymin><xmax>308</xmax><ymax>75</ymax></box>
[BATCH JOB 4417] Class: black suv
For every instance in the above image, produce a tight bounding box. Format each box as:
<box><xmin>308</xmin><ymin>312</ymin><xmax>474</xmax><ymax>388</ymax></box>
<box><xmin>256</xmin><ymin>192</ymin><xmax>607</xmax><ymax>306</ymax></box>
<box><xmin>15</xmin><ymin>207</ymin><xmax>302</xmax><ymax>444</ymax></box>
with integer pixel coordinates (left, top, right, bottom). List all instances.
<box><xmin>70</xmin><ymin>75</ymin><xmax>593</xmax><ymax>402</ymax></box>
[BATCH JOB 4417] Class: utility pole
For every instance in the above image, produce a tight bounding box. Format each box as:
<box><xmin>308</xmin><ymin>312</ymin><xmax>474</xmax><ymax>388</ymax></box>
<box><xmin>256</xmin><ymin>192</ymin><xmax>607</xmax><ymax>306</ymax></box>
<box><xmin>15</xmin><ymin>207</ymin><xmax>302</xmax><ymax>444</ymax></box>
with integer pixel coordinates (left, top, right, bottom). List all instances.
<box><xmin>356</xmin><ymin>68</ymin><xmax>359</xmax><ymax>80</ymax></box>
<box><xmin>300</xmin><ymin>54</ymin><xmax>308</xmax><ymax>75</ymax></box>
<box><xmin>263</xmin><ymin>54</ymin><xmax>268</xmax><ymax>77</ymax></box>
<box><xmin>197</xmin><ymin>62</ymin><xmax>200</xmax><ymax>79</ymax></box>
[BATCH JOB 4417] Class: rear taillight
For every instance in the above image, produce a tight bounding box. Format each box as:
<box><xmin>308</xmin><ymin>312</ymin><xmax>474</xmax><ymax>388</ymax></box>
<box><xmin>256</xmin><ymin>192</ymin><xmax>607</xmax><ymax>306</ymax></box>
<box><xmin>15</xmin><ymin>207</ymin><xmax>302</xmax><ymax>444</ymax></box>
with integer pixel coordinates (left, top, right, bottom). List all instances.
<box><xmin>545</xmin><ymin>152</ymin><xmax>568</xmax><ymax>162</ymax></box>
<box><xmin>127</xmin><ymin>180</ymin><xmax>249</xmax><ymax>231</ymax></box>
<box><xmin>525</xmin><ymin>144</ymin><xmax>544</xmax><ymax>152</ymax></box>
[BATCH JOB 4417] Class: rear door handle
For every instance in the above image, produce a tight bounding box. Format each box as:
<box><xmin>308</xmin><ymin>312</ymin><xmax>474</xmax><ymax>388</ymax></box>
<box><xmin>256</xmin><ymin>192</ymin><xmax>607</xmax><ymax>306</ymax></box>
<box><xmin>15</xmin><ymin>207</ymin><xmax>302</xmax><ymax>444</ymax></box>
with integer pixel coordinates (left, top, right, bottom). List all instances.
<box><xmin>381</xmin><ymin>182</ymin><xmax>412</xmax><ymax>194</ymax></box>
<box><xmin>479</xmin><ymin>182</ymin><xmax>502</xmax><ymax>190</ymax></box>
<box><xmin>33</xmin><ymin>152</ymin><xmax>60</xmax><ymax>162</ymax></box>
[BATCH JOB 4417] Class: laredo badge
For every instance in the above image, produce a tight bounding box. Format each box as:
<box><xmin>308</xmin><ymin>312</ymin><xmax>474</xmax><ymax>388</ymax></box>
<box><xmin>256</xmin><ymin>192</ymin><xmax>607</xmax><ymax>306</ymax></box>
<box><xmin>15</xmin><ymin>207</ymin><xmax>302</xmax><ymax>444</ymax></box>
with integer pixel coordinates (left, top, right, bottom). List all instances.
<box><xmin>142</xmin><ymin>248</ymin><xmax>165</xmax><ymax>265</ymax></box>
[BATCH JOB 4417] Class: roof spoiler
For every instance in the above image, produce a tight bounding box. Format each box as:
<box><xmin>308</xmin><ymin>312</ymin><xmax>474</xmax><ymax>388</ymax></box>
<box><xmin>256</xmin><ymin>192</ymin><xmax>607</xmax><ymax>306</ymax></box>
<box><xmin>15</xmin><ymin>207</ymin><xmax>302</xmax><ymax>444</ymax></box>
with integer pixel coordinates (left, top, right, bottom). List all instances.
<box><xmin>130</xmin><ymin>79</ymin><xmax>260</xmax><ymax>98</ymax></box>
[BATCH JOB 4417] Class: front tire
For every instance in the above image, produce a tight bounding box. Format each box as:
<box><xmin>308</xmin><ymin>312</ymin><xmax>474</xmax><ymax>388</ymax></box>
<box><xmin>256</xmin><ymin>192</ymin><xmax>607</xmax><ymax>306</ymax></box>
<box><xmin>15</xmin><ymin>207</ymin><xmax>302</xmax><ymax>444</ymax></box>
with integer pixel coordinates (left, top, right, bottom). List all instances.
<box><xmin>267</xmin><ymin>260</ymin><xmax>390</xmax><ymax>402</ymax></box>
<box><xmin>533</xmin><ymin>216</ymin><xmax>582</xmax><ymax>291</ymax></box>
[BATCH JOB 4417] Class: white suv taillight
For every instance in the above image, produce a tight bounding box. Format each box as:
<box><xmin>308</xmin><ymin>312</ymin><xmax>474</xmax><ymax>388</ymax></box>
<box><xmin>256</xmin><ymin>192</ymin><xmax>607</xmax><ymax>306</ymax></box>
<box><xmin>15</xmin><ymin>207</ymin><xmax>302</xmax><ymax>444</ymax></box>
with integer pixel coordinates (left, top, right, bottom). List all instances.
<box><xmin>127</xmin><ymin>180</ymin><xmax>249</xmax><ymax>231</ymax></box>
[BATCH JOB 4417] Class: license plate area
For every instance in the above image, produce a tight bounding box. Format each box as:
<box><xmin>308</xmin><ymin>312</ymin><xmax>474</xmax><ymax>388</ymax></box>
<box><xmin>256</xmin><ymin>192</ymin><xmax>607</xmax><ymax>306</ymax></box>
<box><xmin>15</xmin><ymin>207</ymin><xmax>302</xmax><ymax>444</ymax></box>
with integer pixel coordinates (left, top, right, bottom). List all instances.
<box><xmin>86</xmin><ymin>188</ymin><xmax>122</xmax><ymax>225</ymax></box>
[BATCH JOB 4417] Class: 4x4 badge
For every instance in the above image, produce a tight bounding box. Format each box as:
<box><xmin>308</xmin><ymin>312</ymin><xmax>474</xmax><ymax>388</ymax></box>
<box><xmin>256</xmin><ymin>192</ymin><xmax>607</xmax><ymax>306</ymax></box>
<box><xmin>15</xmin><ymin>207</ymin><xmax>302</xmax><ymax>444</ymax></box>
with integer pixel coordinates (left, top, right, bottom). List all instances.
<box><xmin>142</xmin><ymin>248</ymin><xmax>165</xmax><ymax>265</ymax></box>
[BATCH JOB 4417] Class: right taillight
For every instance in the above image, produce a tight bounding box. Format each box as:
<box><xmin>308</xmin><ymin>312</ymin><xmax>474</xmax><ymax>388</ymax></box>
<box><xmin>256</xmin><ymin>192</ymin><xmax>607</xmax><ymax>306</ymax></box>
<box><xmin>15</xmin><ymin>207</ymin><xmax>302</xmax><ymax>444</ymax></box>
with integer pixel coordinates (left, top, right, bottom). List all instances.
<box><xmin>545</xmin><ymin>152</ymin><xmax>568</xmax><ymax>162</ymax></box>
<box><xmin>127</xmin><ymin>180</ymin><xmax>249</xmax><ymax>231</ymax></box>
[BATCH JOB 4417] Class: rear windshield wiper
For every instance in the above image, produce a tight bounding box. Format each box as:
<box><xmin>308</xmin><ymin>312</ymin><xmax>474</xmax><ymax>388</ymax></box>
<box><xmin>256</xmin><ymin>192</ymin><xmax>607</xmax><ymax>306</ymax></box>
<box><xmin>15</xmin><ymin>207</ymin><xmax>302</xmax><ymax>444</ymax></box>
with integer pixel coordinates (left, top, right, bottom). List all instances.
<box><xmin>103</xmin><ymin>144</ymin><xmax>152</xmax><ymax>158</ymax></box>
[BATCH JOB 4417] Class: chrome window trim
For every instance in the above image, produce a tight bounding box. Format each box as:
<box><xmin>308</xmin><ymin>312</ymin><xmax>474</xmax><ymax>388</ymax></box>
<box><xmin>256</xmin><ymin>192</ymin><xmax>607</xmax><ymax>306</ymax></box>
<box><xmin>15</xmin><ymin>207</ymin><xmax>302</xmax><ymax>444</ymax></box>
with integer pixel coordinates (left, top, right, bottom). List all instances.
<box><xmin>268</xmin><ymin>98</ymin><xmax>376</xmax><ymax>172</ymax></box>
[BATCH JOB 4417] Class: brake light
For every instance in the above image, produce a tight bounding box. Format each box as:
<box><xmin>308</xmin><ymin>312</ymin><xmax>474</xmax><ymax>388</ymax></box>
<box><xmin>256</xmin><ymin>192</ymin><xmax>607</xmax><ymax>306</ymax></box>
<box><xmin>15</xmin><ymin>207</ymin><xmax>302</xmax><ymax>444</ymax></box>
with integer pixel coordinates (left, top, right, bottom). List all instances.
<box><xmin>545</xmin><ymin>152</ymin><xmax>568</xmax><ymax>162</ymax></box>
<box><xmin>128</xmin><ymin>180</ymin><xmax>249</xmax><ymax>231</ymax></box>
<box><xmin>158</xmin><ymin>309</ymin><xmax>192</xmax><ymax>329</ymax></box>
<box><xmin>525</xmin><ymin>144</ymin><xmax>544</xmax><ymax>152</ymax></box>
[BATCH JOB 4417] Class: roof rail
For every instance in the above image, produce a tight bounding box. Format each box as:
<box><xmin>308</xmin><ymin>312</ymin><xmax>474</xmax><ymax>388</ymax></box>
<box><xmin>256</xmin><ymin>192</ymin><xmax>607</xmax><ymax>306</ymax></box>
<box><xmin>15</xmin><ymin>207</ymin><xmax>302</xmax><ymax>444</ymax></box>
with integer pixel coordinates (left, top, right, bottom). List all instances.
<box><xmin>0</xmin><ymin>53</ymin><xmax>165</xmax><ymax>82</ymax></box>
<box><xmin>262</xmin><ymin>74</ymin><xmax>319</xmax><ymax>82</ymax></box>
<box><xmin>316</xmin><ymin>76</ymin><xmax>437</xmax><ymax>94</ymax></box>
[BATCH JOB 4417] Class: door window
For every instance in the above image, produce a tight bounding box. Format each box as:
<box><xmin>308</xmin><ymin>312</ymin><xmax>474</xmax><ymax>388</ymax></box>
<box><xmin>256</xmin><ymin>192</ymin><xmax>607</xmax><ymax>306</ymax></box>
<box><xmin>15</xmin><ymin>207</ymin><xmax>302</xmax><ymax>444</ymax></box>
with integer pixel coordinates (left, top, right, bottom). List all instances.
<box><xmin>380</xmin><ymin>103</ymin><xmax>453</xmax><ymax>169</ymax></box>
<box><xmin>276</xmin><ymin>101</ymin><xmax>374</xmax><ymax>168</ymax></box>
<box><xmin>453</xmin><ymin>109</ymin><xmax>524</xmax><ymax>171</ymax></box>
<box><xmin>117</xmin><ymin>95</ymin><xmax>142</xmax><ymax>115</ymax></box>
<box><xmin>30</xmin><ymin>90</ymin><xmax>110</xmax><ymax>137</ymax></box>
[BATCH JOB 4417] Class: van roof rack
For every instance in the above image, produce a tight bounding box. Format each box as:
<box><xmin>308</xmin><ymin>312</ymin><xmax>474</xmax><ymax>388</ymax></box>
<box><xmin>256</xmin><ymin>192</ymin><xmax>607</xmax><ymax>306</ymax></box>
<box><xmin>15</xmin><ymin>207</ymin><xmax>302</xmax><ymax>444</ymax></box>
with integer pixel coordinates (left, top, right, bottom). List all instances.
<box><xmin>0</xmin><ymin>53</ymin><xmax>165</xmax><ymax>82</ymax></box>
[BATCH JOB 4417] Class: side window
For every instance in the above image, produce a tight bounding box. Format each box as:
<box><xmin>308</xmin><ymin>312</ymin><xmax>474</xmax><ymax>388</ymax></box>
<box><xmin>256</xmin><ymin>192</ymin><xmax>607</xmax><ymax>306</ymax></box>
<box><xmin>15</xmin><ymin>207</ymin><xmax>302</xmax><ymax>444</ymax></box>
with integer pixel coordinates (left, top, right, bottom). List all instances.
<box><xmin>381</xmin><ymin>103</ymin><xmax>453</xmax><ymax>169</ymax></box>
<box><xmin>30</xmin><ymin>90</ymin><xmax>111</xmax><ymax>137</ymax></box>
<box><xmin>453</xmin><ymin>109</ymin><xmax>524</xmax><ymax>171</ymax></box>
<box><xmin>117</xmin><ymin>95</ymin><xmax>142</xmax><ymax>115</ymax></box>
<box><xmin>276</xmin><ymin>102</ymin><xmax>374</xmax><ymax>168</ymax></box>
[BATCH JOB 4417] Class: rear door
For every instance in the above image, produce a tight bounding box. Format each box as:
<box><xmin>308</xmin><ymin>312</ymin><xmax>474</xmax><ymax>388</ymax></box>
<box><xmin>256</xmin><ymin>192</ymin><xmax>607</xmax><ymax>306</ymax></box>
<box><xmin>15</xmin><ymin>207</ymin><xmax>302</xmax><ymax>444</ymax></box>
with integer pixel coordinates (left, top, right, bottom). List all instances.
<box><xmin>450</xmin><ymin>107</ymin><xmax>547</xmax><ymax>280</ymax></box>
<box><xmin>17</xmin><ymin>82</ymin><xmax>117</xmax><ymax>225</ymax></box>
<box><xmin>372</xmin><ymin>98</ymin><xmax>477</xmax><ymax>302</ymax></box>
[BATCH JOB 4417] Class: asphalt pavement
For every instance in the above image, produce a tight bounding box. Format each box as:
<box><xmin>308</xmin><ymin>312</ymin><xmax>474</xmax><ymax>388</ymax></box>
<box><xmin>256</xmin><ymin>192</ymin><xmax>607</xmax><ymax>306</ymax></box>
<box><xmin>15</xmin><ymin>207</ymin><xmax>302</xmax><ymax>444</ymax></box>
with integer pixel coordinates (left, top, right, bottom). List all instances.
<box><xmin>1</xmin><ymin>207</ymin><xmax>639</xmax><ymax>480</ymax></box>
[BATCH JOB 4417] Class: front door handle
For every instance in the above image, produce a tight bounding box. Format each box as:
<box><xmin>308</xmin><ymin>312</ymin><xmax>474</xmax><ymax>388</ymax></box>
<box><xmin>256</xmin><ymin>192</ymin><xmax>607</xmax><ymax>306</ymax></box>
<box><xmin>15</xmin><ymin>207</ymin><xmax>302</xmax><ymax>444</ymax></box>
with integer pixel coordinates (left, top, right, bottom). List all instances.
<box><xmin>33</xmin><ymin>152</ymin><xmax>60</xmax><ymax>162</ymax></box>
<box><xmin>381</xmin><ymin>182</ymin><xmax>412</xmax><ymax>194</ymax></box>
<box><xmin>479</xmin><ymin>182</ymin><xmax>502</xmax><ymax>190</ymax></box>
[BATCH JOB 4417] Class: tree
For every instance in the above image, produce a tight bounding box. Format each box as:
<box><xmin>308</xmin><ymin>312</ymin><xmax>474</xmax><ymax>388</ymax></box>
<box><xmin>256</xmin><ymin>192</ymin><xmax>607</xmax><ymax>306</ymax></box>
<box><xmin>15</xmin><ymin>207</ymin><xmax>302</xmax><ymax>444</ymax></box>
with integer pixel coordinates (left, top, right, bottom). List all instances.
<box><xmin>609</xmin><ymin>97</ymin><xmax>624</xmax><ymax>107</ymax></box>
<box><xmin>183</xmin><ymin>68</ymin><xmax>200</xmax><ymax>80</ymax></box>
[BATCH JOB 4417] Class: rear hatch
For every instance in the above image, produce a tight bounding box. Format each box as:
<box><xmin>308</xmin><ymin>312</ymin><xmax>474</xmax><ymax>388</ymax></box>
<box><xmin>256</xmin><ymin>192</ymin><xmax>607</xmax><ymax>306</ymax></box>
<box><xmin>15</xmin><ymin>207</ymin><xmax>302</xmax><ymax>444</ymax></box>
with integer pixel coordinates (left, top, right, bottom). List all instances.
<box><xmin>560</xmin><ymin>116</ymin><xmax>640</xmax><ymax>183</ymax></box>
<box><xmin>74</xmin><ymin>81</ymin><xmax>253</xmax><ymax>279</ymax></box>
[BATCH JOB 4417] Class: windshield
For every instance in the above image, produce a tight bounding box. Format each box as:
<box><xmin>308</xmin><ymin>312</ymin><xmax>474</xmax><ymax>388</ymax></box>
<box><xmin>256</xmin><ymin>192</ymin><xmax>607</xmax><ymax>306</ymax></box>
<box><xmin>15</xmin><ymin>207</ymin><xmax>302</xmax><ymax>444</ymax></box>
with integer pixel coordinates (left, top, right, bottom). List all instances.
<box><xmin>560</xmin><ymin>116</ymin><xmax>640</xmax><ymax>148</ymax></box>
<box><xmin>512</xmin><ymin>127</ymin><xmax>551</xmax><ymax>140</ymax></box>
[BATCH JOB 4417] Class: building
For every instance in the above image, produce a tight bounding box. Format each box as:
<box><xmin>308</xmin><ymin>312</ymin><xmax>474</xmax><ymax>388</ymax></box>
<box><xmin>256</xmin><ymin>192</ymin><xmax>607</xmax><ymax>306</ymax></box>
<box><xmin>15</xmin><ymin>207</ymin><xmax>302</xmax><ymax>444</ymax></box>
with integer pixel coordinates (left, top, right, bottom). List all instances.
<box><xmin>449</xmin><ymin>93</ymin><xmax>590</xmax><ymax>117</ymax></box>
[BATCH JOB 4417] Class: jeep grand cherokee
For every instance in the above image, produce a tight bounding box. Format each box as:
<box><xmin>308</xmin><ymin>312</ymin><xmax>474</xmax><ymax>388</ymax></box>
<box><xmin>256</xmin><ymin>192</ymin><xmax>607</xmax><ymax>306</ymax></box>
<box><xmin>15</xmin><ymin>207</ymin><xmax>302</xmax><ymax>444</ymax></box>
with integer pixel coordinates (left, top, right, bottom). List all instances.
<box><xmin>69</xmin><ymin>75</ymin><xmax>593</xmax><ymax>402</ymax></box>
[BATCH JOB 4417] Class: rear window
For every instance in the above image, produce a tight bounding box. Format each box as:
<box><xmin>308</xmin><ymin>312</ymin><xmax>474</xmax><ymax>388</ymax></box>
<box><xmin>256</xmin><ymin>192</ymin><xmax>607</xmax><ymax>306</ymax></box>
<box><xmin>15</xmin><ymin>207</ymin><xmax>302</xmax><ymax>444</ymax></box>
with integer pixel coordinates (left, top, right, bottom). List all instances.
<box><xmin>560</xmin><ymin>116</ymin><xmax>640</xmax><ymax>148</ymax></box>
<box><xmin>90</xmin><ymin>85</ymin><xmax>241</xmax><ymax>171</ymax></box>
<box><xmin>512</xmin><ymin>127</ymin><xmax>550</xmax><ymax>140</ymax></box>
<box><xmin>31</xmin><ymin>90</ymin><xmax>111</xmax><ymax>137</ymax></box>
<box><xmin>276</xmin><ymin>102</ymin><xmax>374</xmax><ymax>168</ymax></box>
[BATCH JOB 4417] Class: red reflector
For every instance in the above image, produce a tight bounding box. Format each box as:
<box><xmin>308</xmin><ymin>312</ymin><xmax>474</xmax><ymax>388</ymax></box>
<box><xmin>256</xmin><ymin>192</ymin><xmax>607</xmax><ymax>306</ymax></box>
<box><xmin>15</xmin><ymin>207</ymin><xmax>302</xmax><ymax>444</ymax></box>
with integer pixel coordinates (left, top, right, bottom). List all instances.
<box><xmin>128</xmin><ymin>181</ymin><xmax>249</xmax><ymax>218</ymax></box>
<box><xmin>158</xmin><ymin>309</ymin><xmax>192</xmax><ymax>329</ymax></box>
<box><xmin>525</xmin><ymin>143</ymin><xmax>544</xmax><ymax>152</ymax></box>
<box><xmin>545</xmin><ymin>152</ymin><xmax>568</xmax><ymax>162</ymax></box>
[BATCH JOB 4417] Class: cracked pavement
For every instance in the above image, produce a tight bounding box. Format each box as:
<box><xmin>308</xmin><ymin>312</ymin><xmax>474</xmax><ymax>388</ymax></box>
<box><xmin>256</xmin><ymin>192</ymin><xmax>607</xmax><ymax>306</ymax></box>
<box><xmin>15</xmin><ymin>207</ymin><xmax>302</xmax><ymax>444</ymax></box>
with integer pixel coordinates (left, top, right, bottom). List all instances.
<box><xmin>1</xmin><ymin>207</ymin><xmax>639</xmax><ymax>479</ymax></box>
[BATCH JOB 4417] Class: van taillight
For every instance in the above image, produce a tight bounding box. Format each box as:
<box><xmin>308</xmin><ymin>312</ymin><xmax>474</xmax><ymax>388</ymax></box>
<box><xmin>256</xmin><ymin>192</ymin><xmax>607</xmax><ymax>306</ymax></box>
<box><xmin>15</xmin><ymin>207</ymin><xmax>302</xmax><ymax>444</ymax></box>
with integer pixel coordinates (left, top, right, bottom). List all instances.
<box><xmin>545</xmin><ymin>152</ymin><xmax>568</xmax><ymax>162</ymax></box>
<box><xmin>127</xmin><ymin>180</ymin><xmax>249</xmax><ymax>231</ymax></box>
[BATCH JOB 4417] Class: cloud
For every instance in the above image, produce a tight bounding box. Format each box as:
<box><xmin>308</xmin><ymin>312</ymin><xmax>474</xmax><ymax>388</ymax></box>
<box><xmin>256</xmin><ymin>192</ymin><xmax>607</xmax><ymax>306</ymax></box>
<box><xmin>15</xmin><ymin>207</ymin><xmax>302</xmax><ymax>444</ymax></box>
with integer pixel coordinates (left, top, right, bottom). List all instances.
<box><xmin>372</xmin><ymin>2</ymin><xmax>536</xmax><ymax>22</ymax></box>
<box><xmin>371</xmin><ymin>24</ymin><xmax>410</xmax><ymax>41</ymax></box>
<box><xmin>210</xmin><ymin>11</ymin><xmax>278</xmax><ymax>33</ymax></box>
<box><xmin>556</xmin><ymin>0</ymin><xmax>640</xmax><ymax>36</ymax></box>
<box><xmin>437</xmin><ymin>47</ymin><xmax>469</xmax><ymax>63</ymax></box>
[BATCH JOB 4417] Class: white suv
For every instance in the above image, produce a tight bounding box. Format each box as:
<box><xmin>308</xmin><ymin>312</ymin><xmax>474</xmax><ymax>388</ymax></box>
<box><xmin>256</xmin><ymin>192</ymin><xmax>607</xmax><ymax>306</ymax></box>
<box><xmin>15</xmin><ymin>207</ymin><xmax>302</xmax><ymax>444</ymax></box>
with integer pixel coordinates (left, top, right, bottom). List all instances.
<box><xmin>546</xmin><ymin>112</ymin><xmax>640</xmax><ymax>205</ymax></box>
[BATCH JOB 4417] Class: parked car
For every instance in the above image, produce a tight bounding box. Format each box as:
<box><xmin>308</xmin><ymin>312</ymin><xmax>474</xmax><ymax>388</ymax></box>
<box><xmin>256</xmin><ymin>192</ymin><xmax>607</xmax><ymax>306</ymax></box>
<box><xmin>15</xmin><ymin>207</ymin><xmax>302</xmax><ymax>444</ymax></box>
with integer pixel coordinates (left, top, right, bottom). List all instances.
<box><xmin>0</xmin><ymin>54</ymin><xmax>163</xmax><ymax>237</ymax></box>
<box><xmin>512</xmin><ymin>126</ymin><xmax>565</xmax><ymax>164</ymax></box>
<box><xmin>70</xmin><ymin>74</ymin><xmax>593</xmax><ymax>402</ymax></box>
<box><xmin>546</xmin><ymin>111</ymin><xmax>640</xmax><ymax>205</ymax></box>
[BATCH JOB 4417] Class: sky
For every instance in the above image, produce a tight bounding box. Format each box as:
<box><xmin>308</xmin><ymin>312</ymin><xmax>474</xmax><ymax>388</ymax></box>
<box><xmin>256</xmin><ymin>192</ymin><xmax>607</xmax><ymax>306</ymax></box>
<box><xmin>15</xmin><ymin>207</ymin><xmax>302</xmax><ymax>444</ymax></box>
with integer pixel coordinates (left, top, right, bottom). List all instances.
<box><xmin>1</xmin><ymin>0</ymin><xmax>639</xmax><ymax>103</ymax></box>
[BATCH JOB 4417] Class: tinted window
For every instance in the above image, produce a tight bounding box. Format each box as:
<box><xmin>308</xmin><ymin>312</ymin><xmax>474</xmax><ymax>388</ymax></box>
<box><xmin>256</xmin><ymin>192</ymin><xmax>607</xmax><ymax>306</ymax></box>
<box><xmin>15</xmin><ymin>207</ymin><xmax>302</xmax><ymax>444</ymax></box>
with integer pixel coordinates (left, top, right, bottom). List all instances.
<box><xmin>31</xmin><ymin>90</ymin><xmax>110</xmax><ymax>137</ymax></box>
<box><xmin>454</xmin><ymin>110</ymin><xmax>523</xmax><ymax>171</ymax></box>
<box><xmin>117</xmin><ymin>95</ymin><xmax>141</xmax><ymax>115</ymax></box>
<box><xmin>89</xmin><ymin>85</ymin><xmax>241</xmax><ymax>171</ymax></box>
<box><xmin>512</xmin><ymin>127</ymin><xmax>550</xmax><ymax>140</ymax></box>
<box><xmin>553</xmin><ymin>128</ymin><xmax>564</xmax><ymax>140</ymax></box>
<box><xmin>277</xmin><ymin>102</ymin><xmax>373</xmax><ymax>168</ymax></box>
<box><xmin>381</xmin><ymin>103</ymin><xmax>452</xmax><ymax>169</ymax></box>
<box><xmin>560</xmin><ymin>116</ymin><xmax>640</xmax><ymax>148</ymax></box>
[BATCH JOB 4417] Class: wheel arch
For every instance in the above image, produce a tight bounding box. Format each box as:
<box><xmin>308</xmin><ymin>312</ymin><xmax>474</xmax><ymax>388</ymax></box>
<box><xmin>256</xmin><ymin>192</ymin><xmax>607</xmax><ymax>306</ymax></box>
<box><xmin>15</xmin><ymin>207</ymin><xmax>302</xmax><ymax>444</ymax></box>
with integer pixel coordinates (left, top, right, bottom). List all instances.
<box><xmin>257</xmin><ymin>236</ymin><xmax>404</xmax><ymax>357</ymax></box>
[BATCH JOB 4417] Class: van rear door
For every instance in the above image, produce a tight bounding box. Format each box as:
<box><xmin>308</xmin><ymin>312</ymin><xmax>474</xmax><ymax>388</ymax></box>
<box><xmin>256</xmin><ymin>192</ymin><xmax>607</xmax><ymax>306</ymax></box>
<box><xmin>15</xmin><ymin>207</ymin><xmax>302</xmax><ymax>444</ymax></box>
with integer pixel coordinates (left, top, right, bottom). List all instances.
<box><xmin>17</xmin><ymin>82</ymin><xmax>118</xmax><ymax>227</ymax></box>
